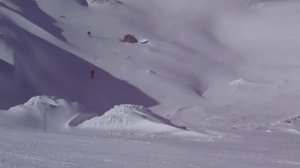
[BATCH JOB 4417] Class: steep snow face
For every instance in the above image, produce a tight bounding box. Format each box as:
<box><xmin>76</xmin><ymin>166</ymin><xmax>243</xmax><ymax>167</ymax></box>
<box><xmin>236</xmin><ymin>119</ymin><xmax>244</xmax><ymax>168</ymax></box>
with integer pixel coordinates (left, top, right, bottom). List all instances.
<box><xmin>0</xmin><ymin>96</ymin><xmax>85</xmax><ymax>130</ymax></box>
<box><xmin>0</xmin><ymin>0</ymin><xmax>158</xmax><ymax>111</ymax></box>
<box><xmin>32</xmin><ymin>0</ymin><xmax>240</xmax><ymax>108</ymax></box>
<box><xmin>0</xmin><ymin>37</ymin><xmax>13</xmax><ymax>64</ymax></box>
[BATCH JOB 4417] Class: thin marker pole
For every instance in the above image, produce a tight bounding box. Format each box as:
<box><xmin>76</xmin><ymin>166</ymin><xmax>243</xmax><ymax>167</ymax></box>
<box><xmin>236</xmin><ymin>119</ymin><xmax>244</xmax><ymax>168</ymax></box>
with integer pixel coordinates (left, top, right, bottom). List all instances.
<box><xmin>44</xmin><ymin>105</ymin><xmax>47</xmax><ymax>133</ymax></box>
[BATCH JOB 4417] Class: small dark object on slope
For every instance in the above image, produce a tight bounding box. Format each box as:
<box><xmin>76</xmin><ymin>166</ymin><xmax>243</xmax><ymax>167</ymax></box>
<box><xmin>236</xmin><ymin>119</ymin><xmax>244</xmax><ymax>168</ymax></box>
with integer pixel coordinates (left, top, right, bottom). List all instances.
<box><xmin>90</xmin><ymin>70</ymin><xmax>95</xmax><ymax>79</ymax></box>
<box><xmin>120</xmin><ymin>34</ymin><xmax>138</xmax><ymax>43</ymax></box>
<box><xmin>114</xmin><ymin>0</ymin><xmax>124</xmax><ymax>4</ymax></box>
<box><xmin>87</xmin><ymin>31</ymin><xmax>92</xmax><ymax>37</ymax></box>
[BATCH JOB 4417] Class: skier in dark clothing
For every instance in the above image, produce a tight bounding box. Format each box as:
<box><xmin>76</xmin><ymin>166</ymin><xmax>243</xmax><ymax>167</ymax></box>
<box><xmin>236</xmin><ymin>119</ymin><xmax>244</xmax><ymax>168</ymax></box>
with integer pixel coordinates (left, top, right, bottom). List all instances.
<box><xmin>90</xmin><ymin>70</ymin><xmax>95</xmax><ymax>79</ymax></box>
<box><xmin>87</xmin><ymin>31</ymin><xmax>92</xmax><ymax>37</ymax></box>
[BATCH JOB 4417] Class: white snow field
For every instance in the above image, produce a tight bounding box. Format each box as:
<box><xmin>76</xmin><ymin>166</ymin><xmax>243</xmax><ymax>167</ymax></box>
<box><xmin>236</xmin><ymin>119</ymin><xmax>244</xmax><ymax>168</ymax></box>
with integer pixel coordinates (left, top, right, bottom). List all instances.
<box><xmin>0</xmin><ymin>128</ymin><xmax>300</xmax><ymax>168</ymax></box>
<box><xmin>1</xmin><ymin>0</ymin><xmax>300</xmax><ymax>167</ymax></box>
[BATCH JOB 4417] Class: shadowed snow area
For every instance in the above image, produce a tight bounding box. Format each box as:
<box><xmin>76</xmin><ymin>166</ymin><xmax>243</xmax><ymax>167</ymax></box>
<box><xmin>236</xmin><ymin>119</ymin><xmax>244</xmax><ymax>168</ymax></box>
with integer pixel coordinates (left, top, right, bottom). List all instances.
<box><xmin>0</xmin><ymin>0</ymin><xmax>66</xmax><ymax>41</ymax></box>
<box><xmin>0</xmin><ymin>10</ymin><xmax>158</xmax><ymax>112</ymax></box>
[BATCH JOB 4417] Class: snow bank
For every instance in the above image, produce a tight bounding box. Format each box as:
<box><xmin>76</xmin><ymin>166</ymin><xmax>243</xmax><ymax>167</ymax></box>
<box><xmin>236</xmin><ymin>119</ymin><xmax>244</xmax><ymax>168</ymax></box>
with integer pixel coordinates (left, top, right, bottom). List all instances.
<box><xmin>0</xmin><ymin>96</ymin><xmax>85</xmax><ymax>130</ymax></box>
<box><xmin>79</xmin><ymin>104</ymin><xmax>184</xmax><ymax>133</ymax></box>
<box><xmin>86</xmin><ymin>0</ymin><xmax>110</xmax><ymax>7</ymax></box>
<box><xmin>86</xmin><ymin>0</ymin><xmax>122</xmax><ymax>7</ymax></box>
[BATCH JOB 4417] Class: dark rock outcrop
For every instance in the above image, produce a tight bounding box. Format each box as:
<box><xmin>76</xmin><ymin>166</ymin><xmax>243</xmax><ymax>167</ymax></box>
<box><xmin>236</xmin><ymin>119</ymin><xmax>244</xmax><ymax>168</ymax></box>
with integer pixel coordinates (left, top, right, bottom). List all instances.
<box><xmin>120</xmin><ymin>34</ymin><xmax>138</xmax><ymax>43</ymax></box>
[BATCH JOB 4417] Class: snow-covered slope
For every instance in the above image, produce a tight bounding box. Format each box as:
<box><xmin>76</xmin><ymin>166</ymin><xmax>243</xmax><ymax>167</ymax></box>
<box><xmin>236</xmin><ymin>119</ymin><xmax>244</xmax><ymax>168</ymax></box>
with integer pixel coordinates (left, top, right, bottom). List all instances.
<box><xmin>2</xmin><ymin>127</ymin><xmax>300</xmax><ymax>168</ymax></box>
<box><xmin>0</xmin><ymin>0</ymin><xmax>239</xmax><ymax>110</ymax></box>
<box><xmin>0</xmin><ymin>0</ymin><xmax>300</xmax><ymax>132</ymax></box>
<box><xmin>2</xmin><ymin>0</ymin><xmax>300</xmax><ymax>167</ymax></box>
<box><xmin>1</xmin><ymin>0</ymin><xmax>300</xmax><ymax>132</ymax></box>
<box><xmin>0</xmin><ymin>0</ymin><xmax>157</xmax><ymax>112</ymax></box>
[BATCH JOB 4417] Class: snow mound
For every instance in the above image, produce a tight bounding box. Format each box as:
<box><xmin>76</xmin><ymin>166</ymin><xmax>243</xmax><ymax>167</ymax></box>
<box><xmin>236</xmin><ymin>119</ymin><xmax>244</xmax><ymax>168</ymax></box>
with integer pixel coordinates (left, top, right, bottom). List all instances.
<box><xmin>79</xmin><ymin>104</ymin><xmax>185</xmax><ymax>132</ymax></box>
<box><xmin>1</xmin><ymin>96</ymin><xmax>85</xmax><ymax>130</ymax></box>
<box><xmin>18</xmin><ymin>96</ymin><xmax>64</xmax><ymax>108</ymax></box>
<box><xmin>230</xmin><ymin>78</ymin><xmax>257</xmax><ymax>88</ymax></box>
<box><xmin>86</xmin><ymin>0</ymin><xmax>121</xmax><ymax>7</ymax></box>
<box><xmin>86</xmin><ymin>0</ymin><xmax>108</xmax><ymax>7</ymax></box>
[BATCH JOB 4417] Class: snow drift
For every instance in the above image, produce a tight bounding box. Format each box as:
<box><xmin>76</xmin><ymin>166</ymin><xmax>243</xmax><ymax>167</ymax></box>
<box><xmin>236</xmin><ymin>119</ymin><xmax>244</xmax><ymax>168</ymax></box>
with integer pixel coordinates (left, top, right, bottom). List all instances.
<box><xmin>0</xmin><ymin>97</ymin><xmax>191</xmax><ymax>135</ymax></box>
<box><xmin>0</xmin><ymin>96</ymin><xmax>85</xmax><ymax>130</ymax></box>
<box><xmin>79</xmin><ymin>104</ymin><xmax>187</xmax><ymax>133</ymax></box>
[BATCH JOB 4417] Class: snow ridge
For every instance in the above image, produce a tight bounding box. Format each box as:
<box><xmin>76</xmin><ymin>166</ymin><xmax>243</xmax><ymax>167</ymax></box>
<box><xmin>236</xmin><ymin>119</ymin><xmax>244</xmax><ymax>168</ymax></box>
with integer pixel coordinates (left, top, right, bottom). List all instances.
<box><xmin>79</xmin><ymin>104</ymin><xmax>184</xmax><ymax>133</ymax></box>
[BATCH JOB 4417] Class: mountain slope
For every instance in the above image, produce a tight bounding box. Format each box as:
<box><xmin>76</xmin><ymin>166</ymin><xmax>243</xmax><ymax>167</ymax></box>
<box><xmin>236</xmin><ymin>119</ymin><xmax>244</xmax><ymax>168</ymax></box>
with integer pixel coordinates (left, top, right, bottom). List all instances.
<box><xmin>1</xmin><ymin>0</ymin><xmax>300</xmax><ymax>131</ymax></box>
<box><xmin>0</xmin><ymin>0</ymin><xmax>157</xmax><ymax>112</ymax></box>
<box><xmin>2</xmin><ymin>1</ymin><xmax>300</xmax><ymax>167</ymax></box>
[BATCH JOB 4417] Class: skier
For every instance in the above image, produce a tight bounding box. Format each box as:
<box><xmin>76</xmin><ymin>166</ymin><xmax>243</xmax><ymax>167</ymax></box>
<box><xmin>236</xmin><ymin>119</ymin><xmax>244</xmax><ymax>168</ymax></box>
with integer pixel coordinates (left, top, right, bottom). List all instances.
<box><xmin>87</xmin><ymin>31</ymin><xmax>92</xmax><ymax>37</ymax></box>
<box><xmin>90</xmin><ymin>70</ymin><xmax>95</xmax><ymax>79</ymax></box>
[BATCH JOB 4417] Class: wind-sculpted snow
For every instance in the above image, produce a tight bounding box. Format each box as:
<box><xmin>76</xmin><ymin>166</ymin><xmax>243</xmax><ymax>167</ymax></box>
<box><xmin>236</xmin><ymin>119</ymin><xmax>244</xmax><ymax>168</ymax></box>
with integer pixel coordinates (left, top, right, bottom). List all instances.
<box><xmin>0</xmin><ymin>97</ymin><xmax>204</xmax><ymax>137</ymax></box>
<box><xmin>0</xmin><ymin>96</ymin><xmax>84</xmax><ymax>130</ymax></box>
<box><xmin>85</xmin><ymin>0</ymin><xmax>123</xmax><ymax>7</ymax></box>
<box><xmin>86</xmin><ymin>0</ymin><xmax>109</xmax><ymax>7</ymax></box>
<box><xmin>79</xmin><ymin>104</ymin><xmax>188</xmax><ymax>133</ymax></box>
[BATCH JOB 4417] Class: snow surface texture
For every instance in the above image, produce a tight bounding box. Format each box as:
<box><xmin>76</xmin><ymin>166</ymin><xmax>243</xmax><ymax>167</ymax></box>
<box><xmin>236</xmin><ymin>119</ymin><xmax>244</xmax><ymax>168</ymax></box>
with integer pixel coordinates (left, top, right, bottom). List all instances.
<box><xmin>79</xmin><ymin>104</ymin><xmax>189</xmax><ymax>133</ymax></box>
<box><xmin>1</xmin><ymin>128</ymin><xmax>300</xmax><ymax>168</ymax></box>
<box><xmin>1</xmin><ymin>0</ymin><xmax>300</xmax><ymax>167</ymax></box>
<box><xmin>86</xmin><ymin>0</ymin><xmax>109</xmax><ymax>7</ymax></box>
<box><xmin>85</xmin><ymin>0</ymin><xmax>124</xmax><ymax>7</ymax></box>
